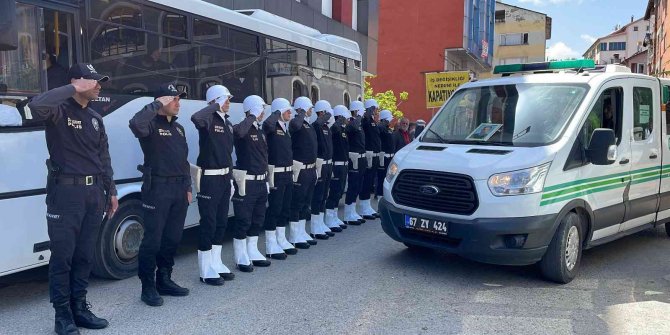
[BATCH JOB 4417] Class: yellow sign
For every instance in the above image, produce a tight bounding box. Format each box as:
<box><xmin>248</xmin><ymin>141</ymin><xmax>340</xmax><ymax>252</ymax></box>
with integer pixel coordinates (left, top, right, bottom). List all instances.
<box><xmin>425</xmin><ymin>71</ymin><xmax>469</xmax><ymax>108</ymax></box>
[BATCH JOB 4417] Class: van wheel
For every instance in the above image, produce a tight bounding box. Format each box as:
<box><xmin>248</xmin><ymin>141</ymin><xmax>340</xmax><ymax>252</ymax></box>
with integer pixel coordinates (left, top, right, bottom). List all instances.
<box><xmin>539</xmin><ymin>212</ymin><xmax>582</xmax><ymax>284</ymax></box>
<box><xmin>666</xmin><ymin>222</ymin><xmax>670</xmax><ymax>238</ymax></box>
<box><xmin>92</xmin><ymin>199</ymin><xmax>144</xmax><ymax>279</ymax></box>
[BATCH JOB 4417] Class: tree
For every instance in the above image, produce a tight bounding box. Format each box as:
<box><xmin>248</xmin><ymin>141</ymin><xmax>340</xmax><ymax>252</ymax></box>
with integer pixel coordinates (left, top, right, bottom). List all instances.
<box><xmin>364</xmin><ymin>75</ymin><xmax>409</xmax><ymax>119</ymax></box>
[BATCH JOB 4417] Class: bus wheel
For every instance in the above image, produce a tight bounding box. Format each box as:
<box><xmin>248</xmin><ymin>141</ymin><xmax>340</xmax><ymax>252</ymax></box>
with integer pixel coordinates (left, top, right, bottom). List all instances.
<box><xmin>539</xmin><ymin>212</ymin><xmax>582</xmax><ymax>284</ymax></box>
<box><xmin>92</xmin><ymin>199</ymin><xmax>144</xmax><ymax>279</ymax></box>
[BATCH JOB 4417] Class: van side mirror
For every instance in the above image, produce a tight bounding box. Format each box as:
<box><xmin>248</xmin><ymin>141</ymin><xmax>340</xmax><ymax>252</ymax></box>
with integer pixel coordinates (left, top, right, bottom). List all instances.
<box><xmin>587</xmin><ymin>128</ymin><xmax>617</xmax><ymax>165</ymax></box>
<box><xmin>0</xmin><ymin>0</ymin><xmax>19</xmax><ymax>51</ymax></box>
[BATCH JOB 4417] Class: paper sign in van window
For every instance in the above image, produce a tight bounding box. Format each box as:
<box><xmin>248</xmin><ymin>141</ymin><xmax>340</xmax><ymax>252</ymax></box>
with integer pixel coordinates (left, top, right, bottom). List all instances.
<box><xmin>639</xmin><ymin>105</ymin><xmax>650</xmax><ymax>124</ymax></box>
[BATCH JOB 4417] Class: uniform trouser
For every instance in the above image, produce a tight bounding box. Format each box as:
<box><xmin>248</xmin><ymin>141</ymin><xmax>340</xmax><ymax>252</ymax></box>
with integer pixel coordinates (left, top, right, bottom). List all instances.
<box><xmin>138</xmin><ymin>181</ymin><xmax>189</xmax><ymax>280</ymax></box>
<box><xmin>264</xmin><ymin>173</ymin><xmax>293</xmax><ymax>230</ymax></box>
<box><xmin>197</xmin><ymin>174</ymin><xmax>232</xmax><ymax>251</ymax></box>
<box><xmin>232</xmin><ymin>180</ymin><xmax>268</xmax><ymax>239</ymax></box>
<box><xmin>326</xmin><ymin>165</ymin><xmax>348</xmax><ymax>210</ymax></box>
<box><xmin>360</xmin><ymin>156</ymin><xmax>380</xmax><ymax>201</ymax></box>
<box><xmin>345</xmin><ymin>156</ymin><xmax>368</xmax><ymax>205</ymax></box>
<box><xmin>376</xmin><ymin>157</ymin><xmax>390</xmax><ymax>197</ymax></box>
<box><xmin>46</xmin><ymin>183</ymin><xmax>105</xmax><ymax>305</ymax></box>
<box><xmin>290</xmin><ymin>168</ymin><xmax>317</xmax><ymax>221</ymax></box>
<box><xmin>311</xmin><ymin>164</ymin><xmax>333</xmax><ymax>215</ymax></box>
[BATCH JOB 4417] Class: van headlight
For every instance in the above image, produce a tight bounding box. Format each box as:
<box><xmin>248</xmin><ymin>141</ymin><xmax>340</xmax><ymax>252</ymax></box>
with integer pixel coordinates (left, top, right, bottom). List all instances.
<box><xmin>488</xmin><ymin>163</ymin><xmax>551</xmax><ymax>196</ymax></box>
<box><xmin>385</xmin><ymin>161</ymin><xmax>399</xmax><ymax>183</ymax></box>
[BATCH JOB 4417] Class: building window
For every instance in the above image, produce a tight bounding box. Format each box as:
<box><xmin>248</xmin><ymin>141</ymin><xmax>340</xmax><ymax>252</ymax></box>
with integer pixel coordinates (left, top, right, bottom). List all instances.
<box><xmin>310</xmin><ymin>85</ymin><xmax>319</xmax><ymax>103</ymax></box>
<box><xmin>608</xmin><ymin>42</ymin><xmax>626</xmax><ymax>51</ymax></box>
<box><xmin>634</xmin><ymin>26</ymin><xmax>638</xmax><ymax>31</ymax></box>
<box><xmin>599</xmin><ymin>42</ymin><xmax>607</xmax><ymax>51</ymax></box>
<box><xmin>292</xmin><ymin>79</ymin><xmax>305</xmax><ymax>102</ymax></box>
<box><xmin>495</xmin><ymin>10</ymin><xmax>505</xmax><ymax>23</ymax></box>
<box><xmin>500</xmin><ymin>33</ymin><xmax>528</xmax><ymax>46</ymax></box>
<box><xmin>343</xmin><ymin>91</ymin><xmax>351</xmax><ymax>107</ymax></box>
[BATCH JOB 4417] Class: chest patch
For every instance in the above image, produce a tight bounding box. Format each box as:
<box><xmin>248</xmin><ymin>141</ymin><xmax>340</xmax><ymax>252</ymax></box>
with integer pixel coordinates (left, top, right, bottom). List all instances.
<box><xmin>67</xmin><ymin>117</ymin><xmax>82</xmax><ymax>130</ymax></box>
<box><xmin>251</xmin><ymin>134</ymin><xmax>259</xmax><ymax>141</ymax></box>
<box><xmin>214</xmin><ymin>125</ymin><xmax>225</xmax><ymax>133</ymax></box>
<box><xmin>276</xmin><ymin>129</ymin><xmax>285</xmax><ymax>136</ymax></box>
<box><xmin>159</xmin><ymin>129</ymin><xmax>172</xmax><ymax>136</ymax></box>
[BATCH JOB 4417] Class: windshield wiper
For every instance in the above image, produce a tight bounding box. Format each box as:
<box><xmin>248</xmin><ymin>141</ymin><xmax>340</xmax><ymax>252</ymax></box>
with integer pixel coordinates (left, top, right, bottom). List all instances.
<box><xmin>425</xmin><ymin>128</ymin><xmax>448</xmax><ymax>143</ymax></box>
<box><xmin>513</xmin><ymin>126</ymin><xmax>531</xmax><ymax>140</ymax></box>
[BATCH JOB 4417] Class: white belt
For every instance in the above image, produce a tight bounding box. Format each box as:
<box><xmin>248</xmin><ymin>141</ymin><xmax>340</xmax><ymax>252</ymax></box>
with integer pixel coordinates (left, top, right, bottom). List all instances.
<box><xmin>273</xmin><ymin>166</ymin><xmax>292</xmax><ymax>173</ymax></box>
<box><xmin>333</xmin><ymin>161</ymin><xmax>347</xmax><ymax>166</ymax></box>
<box><xmin>244</xmin><ymin>173</ymin><xmax>267</xmax><ymax>181</ymax></box>
<box><xmin>203</xmin><ymin>167</ymin><xmax>230</xmax><ymax>176</ymax></box>
<box><xmin>384</xmin><ymin>153</ymin><xmax>394</xmax><ymax>158</ymax></box>
<box><xmin>322</xmin><ymin>159</ymin><xmax>332</xmax><ymax>164</ymax></box>
<box><xmin>349</xmin><ymin>152</ymin><xmax>365</xmax><ymax>158</ymax></box>
<box><xmin>303</xmin><ymin>163</ymin><xmax>316</xmax><ymax>169</ymax></box>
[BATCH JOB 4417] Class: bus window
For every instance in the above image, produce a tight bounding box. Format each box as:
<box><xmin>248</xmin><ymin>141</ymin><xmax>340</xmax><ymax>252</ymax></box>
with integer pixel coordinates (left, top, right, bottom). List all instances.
<box><xmin>44</xmin><ymin>9</ymin><xmax>75</xmax><ymax>90</ymax></box>
<box><xmin>0</xmin><ymin>3</ymin><xmax>42</xmax><ymax>96</ymax></box>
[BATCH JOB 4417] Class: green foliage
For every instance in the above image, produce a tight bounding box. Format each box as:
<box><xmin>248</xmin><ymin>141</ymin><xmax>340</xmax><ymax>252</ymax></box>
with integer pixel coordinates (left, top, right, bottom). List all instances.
<box><xmin>364</xmin><ymin>76</ymin><xmax>409</xmax><ymax>119</ymax></box>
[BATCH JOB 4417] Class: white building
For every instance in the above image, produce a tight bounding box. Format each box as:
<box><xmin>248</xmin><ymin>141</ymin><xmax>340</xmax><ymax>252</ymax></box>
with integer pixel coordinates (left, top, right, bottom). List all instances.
<box><xmin>584</xmin><ymin>17</ymin><xmax>650</xmax><ymax>65</ymax></box>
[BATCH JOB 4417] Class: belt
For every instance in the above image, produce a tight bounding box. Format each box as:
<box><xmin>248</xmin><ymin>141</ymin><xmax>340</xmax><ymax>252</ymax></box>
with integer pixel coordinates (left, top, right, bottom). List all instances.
<box><xmin>303</xmin><ymin>163</ymin><xmax>316</xmax><ymax>169</ymax></box>
<box><xmin>350</xmin><ymin>153</ymin><xmax>365</xmax><ymax>158</ymax></box>
<box><xmin>384</xmin><ymin>153</ymin><xmax>394</xmax><ymax>158</ymax></box>
<box><xmin>273</xmin><ymin>166</ymin><xmax>292</xmax><ymax>173</ymax></box>
<box><xmin>203</xmin><ymin>167</ymin><xmax>230</xmax><ymax>176</ymax></box>
<box><xmin>153</xmin><ymin>176</ymin><xmax>188</xmax><ymax>184</ymax></box>
<box><xmin>333</xmin><ymin>161</ymin><xmax>347</xmax><ymax>166</ymax></box>
<box><xmin>55</xmin><ymin>175</ymin><xmax>99</xmax><ymax>186</ymax></box>
<box><xmin>322</xmin><ymin>159</ymin><xmax>332</xmax><ymax>164</ymax></box>
<box><xmin>245</xmin><ymin>173</ymin><xmax>267</xmax><ymax>181</ymax></box>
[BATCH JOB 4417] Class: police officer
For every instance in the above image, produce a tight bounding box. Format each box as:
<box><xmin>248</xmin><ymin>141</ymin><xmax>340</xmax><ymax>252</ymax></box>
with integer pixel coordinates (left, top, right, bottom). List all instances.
<box><xmin>324</xmin><ymin>105</ymin><xmax>352</xmax><ymax>231</ymax></box>
<box><xmin>29</xmin><ymin>63</ymin><xmax>116</xmax><ymax>334</ymax></box>
<box><xmin>287</xmin><ymin>96</ymin><xmax>318</xmax><ymax>248</ymax></box>
<box><xmin>309</xmin><ymin>100</ymin><xmax>337</xmax><ymax>237</ymax></box>
<box><xmin>231</xmin><ymin>95</ymin><xmax>271</xmax><ymax>271</ymax></box>
<box><xmin>130</xmin><ymin>83</ymin><xmax>191</xmax><ymax>307</ymax></box>
<box><xmin>358</xmin><ymin>99</ymin><xmax>381</xmax><ymax>219</ymax></box>
<box><xmin>377</xmin><ymin>110</ymin><xmax>395</xmax><ymax>200</ymax></box>
<box><xmin>191</xmin><ymin>85</ymin><xmax>236</xmax><ymax>286</ymax></box>
<box><xmin>343</xmin><ymin>101</ymin><xmax>367</xmax><ymax>225</ymax></box>
<box><xmin>263</xmin><ymin>98</ymin><xmax>297</xmax><ymax>258</ymax></box>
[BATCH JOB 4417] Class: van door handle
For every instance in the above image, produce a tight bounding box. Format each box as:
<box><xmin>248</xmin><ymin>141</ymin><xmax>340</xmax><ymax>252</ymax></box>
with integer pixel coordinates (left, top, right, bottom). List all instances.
<box><xmin>619</xmin><ymin>158</ymin><xmax>630</xmax><ymax>165</ymax></box>
<box><xmin>650</xmin><ymin>154</ymin><xmax>658</xmax><ymax>159</ymax></box>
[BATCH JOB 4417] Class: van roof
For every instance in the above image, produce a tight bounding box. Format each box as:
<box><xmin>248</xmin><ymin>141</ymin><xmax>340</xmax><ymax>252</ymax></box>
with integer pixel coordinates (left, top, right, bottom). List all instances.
<box><xmin>462</xmin><ymin>70</ymin><xmax>657</xmax><ymax>90</ymax></box>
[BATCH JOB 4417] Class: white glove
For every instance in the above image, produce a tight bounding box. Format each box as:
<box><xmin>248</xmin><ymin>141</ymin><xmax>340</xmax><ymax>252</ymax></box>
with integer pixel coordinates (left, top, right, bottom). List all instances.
<box><xmin>229</xmin><ymin>179</ymin><xmax>234</xmax><ymax>201</ymax></box>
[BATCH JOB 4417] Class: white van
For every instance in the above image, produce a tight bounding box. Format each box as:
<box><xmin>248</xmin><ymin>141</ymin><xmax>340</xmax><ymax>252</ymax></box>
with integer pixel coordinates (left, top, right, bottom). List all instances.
<box><xmin>380</xmin><ymin>60</ymin><xmax>670</xmax><ymax>283</ymax></box>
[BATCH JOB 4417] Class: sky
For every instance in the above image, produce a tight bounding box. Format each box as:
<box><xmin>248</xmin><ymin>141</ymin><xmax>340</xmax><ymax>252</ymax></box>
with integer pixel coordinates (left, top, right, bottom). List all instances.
<box><xmin>507</xmin><ymin>0</ymin><xmax>649</xmax><ymax>60</ymax></box>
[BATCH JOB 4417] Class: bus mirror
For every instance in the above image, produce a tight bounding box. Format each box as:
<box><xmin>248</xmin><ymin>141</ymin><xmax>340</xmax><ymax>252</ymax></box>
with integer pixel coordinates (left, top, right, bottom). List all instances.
<box><xmin>0</xmin><ymin>0</ymin><xmax>19</xmax><ymax>51</ymax></box>
<box><xmin>587</xmin><ymin>128</ymin><xmax>616</xmax><ymax>165</ymax></box>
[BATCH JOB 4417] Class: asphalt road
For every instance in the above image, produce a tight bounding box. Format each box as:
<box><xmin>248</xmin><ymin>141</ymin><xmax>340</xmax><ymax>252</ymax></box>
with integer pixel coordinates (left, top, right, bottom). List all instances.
<box><xmin>1</xmin><ymin>208</ymin><xmax>670</xmax><ymax>335</ymax></box>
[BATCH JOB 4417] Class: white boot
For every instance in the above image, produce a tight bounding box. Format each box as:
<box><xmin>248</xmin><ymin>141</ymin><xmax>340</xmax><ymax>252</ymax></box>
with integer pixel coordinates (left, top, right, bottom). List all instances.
<box><xmin>198</xmin><ymin>250</ymin><xmax>223</xmax><ymax>285</ymax></box>
<box><xmin>247</xmin><ymin>236</ymin><xmax>270</xmax><ymax>267</ymax></box>
<box><xmin>324</xmin><ymin>209</ymin><xmax>343</xmax><ymax>232</ymax></box>
<box><xmin>265</xmin><ymin>230</ymin><xmax>287</xmax><ymax>260</ymax></box>
<box><xmin>233</xmin><ymin>238</ymin><xmax>253</xmax><ymax>272</ymax></box>
<box><xmin>287</xmin><ymin>222</ymin><xmax>310</xmax><ymax>249</ymax></box>
<box><xmin>344</xmin><ymin>203</ymin><xmax>362</xmax><ymax>225</ymax></box>
<box><xmin>211</xmin><ymin>245</ymin><xmax>234</xmax><ymax>280</ymax></box>
<box><xmin>299</xmin><ymin>219</ymin><xmax>316</xmax><ymax>245</ymax></box>
<box><xmin>357</xmin><ymin>199</ymin><xmax>377</xmax><ymax>218</ymax></box>
<box><xmin>310</xmin><ymin>213</ymin><xmax>330</xmax><ymax>239</ymax></box>
<box><xmin>276</xmin><ymin>226</ymin><xmax>298</xmax><ymax>254</ymax></box>
<box><xmin>316</xmin><ymin>212</ymin><xmax>333</xmax><ymax>236</ymax></box>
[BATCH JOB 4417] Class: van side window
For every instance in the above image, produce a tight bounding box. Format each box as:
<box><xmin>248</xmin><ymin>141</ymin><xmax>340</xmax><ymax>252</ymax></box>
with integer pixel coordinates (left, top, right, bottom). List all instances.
<box><xmin>633</xmin><ymin>87</ymin><xmax>653</xmax><ymax>141</ymax></box>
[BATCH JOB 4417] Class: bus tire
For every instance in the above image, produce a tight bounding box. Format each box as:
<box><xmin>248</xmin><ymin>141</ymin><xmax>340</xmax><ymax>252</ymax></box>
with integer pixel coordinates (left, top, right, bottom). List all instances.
<box><xmin>92</xmin><ymin>199</ymin><xmax>145</xmax><ymax>280</ymax></box>
<box><xmin>539</xmin><ymin>212</ymin><xmax>582</xmax><ymax>284</ymax></box>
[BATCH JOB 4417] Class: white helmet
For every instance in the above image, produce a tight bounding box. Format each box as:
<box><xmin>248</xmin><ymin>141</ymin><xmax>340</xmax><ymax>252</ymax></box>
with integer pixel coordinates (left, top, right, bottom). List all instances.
<box><xmin>416</xmin><ymin>119</ymin><xmax>426</xmax><ymax>126</ymax></box>
<box><xmin>333</xmin><ymin>105</ymin><xmax>351</xmax><ymax>119</ymax></box>
<box><xmin>380</xmin><ymin>109</ymin><xmax>393</xmax><ymax>122</ymax></box>
<box><xmin>243</xmin><ymin>95</ymin><xmax>266</xmax><ymax>117</ymax></box>
<box><xmin>349</xmin><ymin>100</ymin><xmax>365</xmax><ymax>115</ymax></box>
<box><xmin>271</xmin><ymin>98</ymin><xmax>292</xmax><ymax>114</ymax></box>
<box><xmin>364</xmin><ymin>98</ymin><xmax>379</xmax><ymax>109</ymax></box>
<box><xmin>205</xmin><ymin>85</ymin><xmax>233</xmax><ymax>104</ymax></box>
<box><xmin>293</xmin><ymin>96</ymin><xmax>313</xmax><ymax>112</ymax></box>
<box><xmin>314</xmin><ymin>100</ymin><xmax>333</xmax><ymax>114</ymax></box>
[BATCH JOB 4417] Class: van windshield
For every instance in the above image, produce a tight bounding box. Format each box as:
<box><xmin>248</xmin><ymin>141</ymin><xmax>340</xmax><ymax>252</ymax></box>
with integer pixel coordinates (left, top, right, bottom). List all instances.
<box><xmin>421</xmin><ymin>83</ymin><xmax>589</xmax><ymax>147</ymax></box>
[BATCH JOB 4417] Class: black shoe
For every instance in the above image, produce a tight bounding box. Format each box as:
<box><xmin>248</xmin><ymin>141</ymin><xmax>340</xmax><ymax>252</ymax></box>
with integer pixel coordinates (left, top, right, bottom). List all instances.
<box><xmin>358</xmin><ymin>218</ymin><xmax>366</xmax><ymax>223</ymax></box>
<box><xmin>156</xmin><ymin>268</ymin><xmax>189</xmax><ymax>296</ymax></box>
<box><xmin>311</xmin><ymin>233</ymin><xmax>329</xmax><ymax>240</ymax></box>
<box><xmin>328</xmin><ymin>226</ymin><xmax>343</xmax><ymax>233</ymax></box>
<box><xmin>252</xmin><ymin>259</ymin><xmax>271</xmax><ymax>267</ymax></box>
<box><xmin>373</xmin><ymin>213</ymin><xmax>381</xmax><ymax>218</ymax></box>
<box><xmin>362</xmin><ymin>215</ymin><xmax>376</xmax><ymax>220</ymax></box>
<box><xmin>267</xmin><ymin>252</ymin><xmax>288</xmax><ymax>260</ymax></box>
<box><xmin>340</xmin><ymin>224</ymin><xmax>348</xmax><ymax>229</ymax></box>
<box><xmin>306</xmin><ymin>239</ymin><xmax>318</xmax><ymax>245</ymax></box>
<box><xmin>346</xmin><ymin>220</ymin><xmax>362</xmax><ymax>226</ymax></box>
<box><xmin>54</xmin><ymin>303</ymin><xmax>80</xmax><ymax>335</ymax></box>
<box><xmin>140</xmin><ymin>278</ymin><xmax>164</xmax><ymax>307</ymax></box>
<box><xmin>219</xmin><ymin>272</ymin><xmax>235</xmax><ymax>281</ymax></box>
<box><xmin>200</xmin><ymin>277</ymin><xmax>225</xmax><ymax>286</ymax></box>
<box><xmin>70</xmin><ymin>297</ymin><xmax>109</xmax><ymax>329</ymax></box>
<box><xmin>283</xmin><ymin>248</ymin><xmax>298</xmax><ymax>255</ymax></box>
<box><xmin>237</xmin><ymin>263</ymin><xmax>254</xmax><ymax>272</ymax></box>
<box><xmin>325</xmin><ymin>231</ymin><xmax>336</xmax><ymax>236</ymax></box>
<box><xmin>294</xmin><ymin>242</ymin><xmax>310</xmax><ymax>249</ymax></box>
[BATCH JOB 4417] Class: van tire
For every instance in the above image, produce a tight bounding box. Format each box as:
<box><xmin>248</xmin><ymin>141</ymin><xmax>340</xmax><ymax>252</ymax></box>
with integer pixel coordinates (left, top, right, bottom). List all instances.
<box><xmin>539</xmin><ymin>212</ymin><xmax>582</xmax><ymax>284</ymax></box>
<box><xmin>666</xmin><ymin>222</ymin><xmax>670</xmax><ymax>237</ymax></box>
<box><xmin>92</xmin><ymin>199</ymin><xmax>145</xmax><ymax>279</ymax></box>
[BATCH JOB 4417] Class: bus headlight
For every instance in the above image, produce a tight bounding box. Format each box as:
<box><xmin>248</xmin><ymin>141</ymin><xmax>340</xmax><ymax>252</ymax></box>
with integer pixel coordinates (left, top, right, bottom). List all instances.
<box><xmin>488</xmin><ymin>163</ymin><xmax>551</xmax><ymax>196</ymax></box>
<box><xmin>385</xmin><ymin>161</ymin><xmax>399</xmax><ymax>183</ymax></box>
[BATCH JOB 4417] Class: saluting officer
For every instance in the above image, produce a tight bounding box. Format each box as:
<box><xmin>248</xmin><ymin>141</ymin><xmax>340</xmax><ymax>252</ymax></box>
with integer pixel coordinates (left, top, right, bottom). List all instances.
<box><xmin>191</xmin><ymin>85</ymin><xmax>236</xmax><ymax>286</ymax></box>
<box><xmin>377</xmin><ymin>109</ymin><xmax>395</xmax><ymax>200</ymax></box>
<box><xmin>309</xmin><ymin>100</ymin><xmax>337</xmax><ymax>237</ymax></box>
<box><xmin>263</xmin><ymin>98</ymin><xmax>298</xmax><ymax>259</ymax></box>
<box><xmin>130</xmin><ymin>83</ymin><xmax>191</xmax><ymax>307</ymax></box>
<box><xmin>287</xmin><ymin>96</ymin><xmax>318</xmax><ymax>248</ymax></box>
<box><xmin>324</xmin><ymin>105</ymin><xmax>352</xmax><ymax>231</ymax></box>
<box><xmin>231</xmin><ymin>95</ymin><xmax>271</xmax><ymax>272</ymax></box>
<box><xmin>343</xmin><ymin>101</ymin><xmax>367</xmax><ymax>225</ymax></box>
<box><xmin>358</xmin><ymin>99</ymin><xmax>381</xmax><ymax>219</ymax></box>
<box><xmin>29</xmin><ymin>63</ymin><xmax>116</xmax><ymax>335</ymax></box>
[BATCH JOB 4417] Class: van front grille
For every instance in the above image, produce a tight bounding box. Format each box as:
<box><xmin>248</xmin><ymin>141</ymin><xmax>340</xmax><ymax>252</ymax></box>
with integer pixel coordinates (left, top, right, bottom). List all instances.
<box><xmin>391</xmin><ymin>169</ymin><xmax>478</xmax><ymax>215</ymax></box>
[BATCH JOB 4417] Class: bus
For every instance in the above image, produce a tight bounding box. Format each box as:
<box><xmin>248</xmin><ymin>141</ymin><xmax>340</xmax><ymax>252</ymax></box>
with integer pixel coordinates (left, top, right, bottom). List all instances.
<box><xmin>0</xmin><ymin>0</ymin><xmax>363</xmax><ymax>279</ymax></box>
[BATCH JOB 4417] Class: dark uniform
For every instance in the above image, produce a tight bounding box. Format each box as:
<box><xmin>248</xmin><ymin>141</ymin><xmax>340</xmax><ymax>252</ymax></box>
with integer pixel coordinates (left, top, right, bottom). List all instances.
<box><xmin>345</xmin><ymin>115</ymin><xmax>367</xmax><ymax>207</ymax></box>
<box><xmin>130</xmin><ymin>88</ymin><xmax>191</xmax><ymax>305</ymax></box>
<box><xmin>191</xmin><ymin>104</ymin><xmax>234</xmax><ymax>252</ymax></box>
<box><xmin>290</xmin><ymin>111</ymin><xmax>318</xmax><ymax>228</ymax></box>
<box><xmin>310</xmin><ymin>112</ymin><xmax>334</xmax><ymax>228</ymax></box>
<box><xmin>29</xmin><ymin>73</ymin><xmax>114</xmax><ymax>331</ymax></box>
<box><xmin>263</xmin><ymin>112</ymin><xmax>293</xmax><ymax>235</ymax></box>
<box><xmin>326</xmin><ymin>117</ymin><xmax>349</xmax><ymax>227</ymax></box>
<box><xmin>361</xmin><ymin>112</ymin><xmax>381</xmax><ymax>201</ymax></box>
<box><xmin>393</xmin><ymin>128</ymin><xmax>411</xmax><ymax>153</ymax></box>
<box><xmin>377</xmin><ymin>121</ymin><xmax>395</xmax><ymax>197</ymax></box>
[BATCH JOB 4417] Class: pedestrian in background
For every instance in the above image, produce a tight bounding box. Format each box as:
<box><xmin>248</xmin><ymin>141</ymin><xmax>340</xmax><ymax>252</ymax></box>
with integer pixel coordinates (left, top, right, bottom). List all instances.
<box><xmin>393</xmin><ymin>117</ymin><xmax>411</xmax><ymax>152</ymax></box>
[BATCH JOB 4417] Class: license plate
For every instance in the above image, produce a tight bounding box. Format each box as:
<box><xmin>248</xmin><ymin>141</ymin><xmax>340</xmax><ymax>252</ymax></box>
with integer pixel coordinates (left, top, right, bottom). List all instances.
<box><xmin>404</xmin><ymin>215</ymin><xmax>449</xmax><ymax>236</ymax></box>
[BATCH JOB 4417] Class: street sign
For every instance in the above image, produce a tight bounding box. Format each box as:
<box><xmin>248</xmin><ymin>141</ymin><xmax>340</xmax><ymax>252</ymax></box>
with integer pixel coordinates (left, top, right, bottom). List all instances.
<box><xmin>424</xmin><ymin>71</ymin><xmax>469</xmax><ymax>108</ymax></box>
